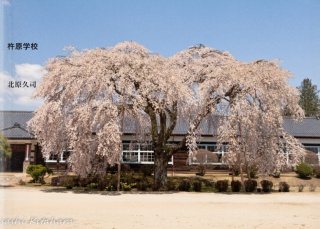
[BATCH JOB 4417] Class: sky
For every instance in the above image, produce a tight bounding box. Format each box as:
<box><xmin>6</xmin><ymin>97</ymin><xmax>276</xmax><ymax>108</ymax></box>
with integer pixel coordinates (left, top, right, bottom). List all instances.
<box><xmin>1</xmin><ymin>0</ymin><xmax>320</xmax><ymax>111</ymax></box>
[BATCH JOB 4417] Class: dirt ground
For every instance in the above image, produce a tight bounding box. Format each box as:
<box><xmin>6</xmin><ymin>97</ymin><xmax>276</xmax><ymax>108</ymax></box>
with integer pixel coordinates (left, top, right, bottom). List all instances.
<box><xmin>1</xmin><ymin>172</ymin><xmax>320</xmax><ymax>229</ymax></box>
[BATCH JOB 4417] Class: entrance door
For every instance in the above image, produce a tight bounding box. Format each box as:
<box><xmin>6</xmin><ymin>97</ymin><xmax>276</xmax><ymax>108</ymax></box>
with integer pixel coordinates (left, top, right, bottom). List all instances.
<box><xmin>10</xmin><ymin>144</ymin><xmax>26</xmax><ymax>172</ymax></box>
<box><xmin>10</xmin><ymin>151</ymin><xmax>25</xmax><ymax>171</ymax></box>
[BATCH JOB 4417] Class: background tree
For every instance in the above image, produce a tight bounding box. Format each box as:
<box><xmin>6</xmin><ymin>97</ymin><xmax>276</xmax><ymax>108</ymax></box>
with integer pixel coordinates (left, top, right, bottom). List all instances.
<box><xmin>29</xmin><ymin>41</ymin><xmax>305</xmax><ymax>190</ymax></box>
<box><xmin>0</xmin><ymin>132</ymin><xmax>12</xmax><ymax>172</ymax></box>
<box><xmin>298</xmin><ymin>78</ymin><xmax>320</xmax><ymax>117</ymax></box>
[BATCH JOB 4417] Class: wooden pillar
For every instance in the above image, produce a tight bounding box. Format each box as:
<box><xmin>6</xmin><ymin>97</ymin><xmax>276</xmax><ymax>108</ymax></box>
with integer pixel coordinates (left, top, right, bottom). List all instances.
<box><xmin>23</xmin><ymin>143</ymin><xmax>32</xmax><ymax>173</ymax></box>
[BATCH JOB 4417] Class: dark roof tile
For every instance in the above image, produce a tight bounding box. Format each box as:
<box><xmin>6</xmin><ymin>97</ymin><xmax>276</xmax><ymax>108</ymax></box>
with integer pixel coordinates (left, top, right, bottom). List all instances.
<box><xmin>1</xmin><ymin>110</ymin><xmax>320</xmax><ymax>139</ymax></box>
<box><xmin>0</xmin><ymin>110</ymin><xmax>35</xmax><ymax>139</ymax></box>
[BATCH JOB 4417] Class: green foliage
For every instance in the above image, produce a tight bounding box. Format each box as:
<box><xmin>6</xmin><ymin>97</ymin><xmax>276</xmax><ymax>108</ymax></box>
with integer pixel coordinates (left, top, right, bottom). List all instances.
<box><xmin>121</xmin><ymin>173</ymin><xmax>135</xmax><ymax>184</ymax></box>
<box><xmin>193</xmin><ymin>181</ymin><xmax>202</xmax><ymax>192</ymax></box>
<box><xmin>166</xmin><ymin>179</ymin><xmax>178</xmax><ymax>191</ymax></box>
<box><xmin>178</xmin><ymin>179</ymin><xmax>192</xmax><ymax>191</ymax></box>
<box><xmin>120</xmin><ymin>182</ymin><xmax>134</xmax><ymax>191</ymax></box>
<box><xmin>97</xmin><ymin>177</ymin><xmax>109</xmax><ymax>191</ymax></box>
<box><xmin>260</xmin><ymin>180</ymin><xmax>273</xmax><ymax>192</ymax></box>
<box><xmin>50</xmin><ymin>173</ymin><xmax>218</xmax><ymax>193</ymax></box>
<box><xmin>215</xmin><ymin>180</ymin><xmax>229</xmax><ymax>192</ymax></box>
<box><xmin>231</xmin><ymin>180</ymin><xmax>242</xmax><ymax>192</ymax></box>
<box><xmin>0</xmin><ymin>133</ymin><xmax>12</xmax><ymax>158</ymax></box>
<box><xmin>0</xmin><ymin>133</ymin><xmax>12</xmax><ymax>171</ymax></box>
<box><xmin>52</xmin><ymin>176</ymin><xmax>76</xmax><ymax>189</ymax></box>
<box><xmin>312</xmin><ymin>166</ymin><xmax>320</xmax><ymax>178</ymax></box>
<box><xmin>137</xmin><ymin>181</ymin><xmax>151</xmax><ymax>191</ymax></box>
<box><xmin>106</xmin><ymin>185</ymin><xmax>115</xmax><ymax>191</ymax></box>
<box><xmin>279</xmin><ymin>182</ymin><xmax>290</xmax><ymax>192</ymax></box>
<box><xmin>26</xmin><ymin>164</ymin><xmax>53</xmax><ymax>183</ymax></box>
<box><xmin>273</xmin><ymin>171</ymin><xmax>281</xmax><ymax>178</ymax></box>
<box><xmin>167</xmin><ymin>177</ymin><xmax>212</xmax><ymax>192</ymax></box>
<box><xmin>296</xmin><ymin>162</ymin><xmax>313</xmax><ymax>178</ymax></box>
<box><xmin>87</xmin><ymin>183</ymin><xmax>98</xmax><ymax>189</ymax></box>
<box><xmin>244</xmin><ymin>179</ymin><xmax>257</xmax><ymax>192</ymax></box>
<box><xmin>79</xmin><ymin>177</ymin><xmax>92</xmax><ymax>187</ymax></box>
<box><xmin>101</xmin><ymin>175</ymin><xmax>117</xmax><ymax>191</ymax></box>
<box><xmin>51</xmin><ymin>176</ymin><xmax>62</xmax><ymax>186</ymax></box>
<box><xmin>298</xmin><ymin>78</ymin><xmax>320</xmax><ymax>117</ymax></box>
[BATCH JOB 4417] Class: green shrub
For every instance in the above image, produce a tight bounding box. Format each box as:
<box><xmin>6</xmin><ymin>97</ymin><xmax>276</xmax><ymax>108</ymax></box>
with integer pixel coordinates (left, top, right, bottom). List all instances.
<box><xmin>193</xmin><ymin>181</ymin><xmax>202</xmax><ymax>192</ymax></box>
<box><xmin>313</xmin><ymin>166</ymin><xmax>320</xmax><ymax>178</ymax></box>
<box><xmin>166</xmin><ymin>179</ymin><xmax>178</xmax><ymax>191</ymax></box>
<box><xmin>273</xmin><ymin>171</ymin><xmax>281</xmax><ymax>178</ymax></box>
<box><xmin>58</xmin><ymin>176</ymin><xmax>76</xmax><ymax>188</ymax></box>
<box><xmin>97</xmin><ymin>177</ymin><xmax>109</xmax><ymax>191</ymax></box>
<box><xmin>79</xmin><ymin>177</ymin><xmax>91</xmax><ymax>187</ymax></box>
<box><xmin>50</xmin><ymin>176</ymin><xmax>60</xmax><ymax>186</ymax></box>
<box><xmin>231</xmin><ymin>180</ymin><xmax>242</xmax><ymax>192</ymax></box>
<box><xmin>296</xmin><ymin>162</ymin><xmax>313</xmax><ymax>178</ymax></box>
<box><xmin>137</xmin><ymin>181</ymin><xmax>149</xmax><ymax>191</ymax></box>
<box><xmin>106</xmin><ymin>185</ymin><xmax>115</xmax><ymax>191</ymax></box>
<box><xmin>87</xmin><ymin>183</ymin><xmax>98</xmax><ymax>189</ymax></box>
<box><xmin>215</xmin><ymin>180</ymin><xmax>229</xmax><ymax>192</ymax></box>
<box><xmin>244</xmin><ymin>179</ymin><xmax>257</xmax><ymax>192</ymax></box>
<box><xmin>279</xmin><ymin>182</ymin><xmax>290</xmax><ymax>192</ymax></box>
<box><xmin>178</xmin><ymin>180</ymin><xmax>191</xmax><ymax>191</ymax></box>
<box><xmin>26</xmin><ymin>164</ymin><xmax>53</xmax><ymax>183</ymax></box>
<box><xmin>108</xmin><ymin>175</ymin><xmax>118</xmax><ymax>189</ymax></box>
<box><xmin>66</xmin><ymin>184</ymin><xmax>73</xmax><ymax>189</ymax></box>
<box><xmin>260</xmin><ymin>180</ymin><xmax>273</xmax><ymax>192</ymax></box>
<box><xmin>202</xmin><ymin>179</ymin><xmax>214</xmax><ymax>187</ymax></box>
<box><xmin>120</xmin><ymin>182</ymin><xmax>133</xmax><ymax>191</ymax></box>
<box><xmin>121</xmin><ymin>173</ymin><xmax>135</xmax><ymax>184</ymax></box>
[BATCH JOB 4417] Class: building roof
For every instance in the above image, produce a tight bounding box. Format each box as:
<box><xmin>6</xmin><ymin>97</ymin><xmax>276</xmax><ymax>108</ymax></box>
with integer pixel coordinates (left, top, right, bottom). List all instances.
<box><xmin>1</xmin><ymin>110</ymin><xmax>320</xmax><ymax>139</ymax></box>
<box><xmin>0</xmin><ymin>111</ymin><xmax>35</xmax><ymax>139</ymax></box>
<box><xmin>282</xmin><ymin>117</ymin><xmax>320</xmax><ymax>138</ymax></box>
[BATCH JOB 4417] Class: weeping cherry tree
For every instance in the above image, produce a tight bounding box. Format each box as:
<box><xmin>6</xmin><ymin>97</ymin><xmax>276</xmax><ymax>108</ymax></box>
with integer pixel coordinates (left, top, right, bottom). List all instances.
<box><xmin>28</xmin><ymin>41</ymin><xmax>305</xmax><ymax>190</ymax></box>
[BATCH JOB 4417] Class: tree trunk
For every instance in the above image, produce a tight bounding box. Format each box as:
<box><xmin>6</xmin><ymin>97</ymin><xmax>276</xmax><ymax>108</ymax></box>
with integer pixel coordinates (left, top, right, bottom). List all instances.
<box><xmin>231</xmin><ymin>165</ymin><xmax>235</xmax><ymax>182</ymax></box>
<box><xmin>239</xmin><ymin>164</ymin><xmax>245</xmax><ymax>192</ymax></box>
<box><xmin>237</xmin><ymin>153</ymin><xmax>246</xmax><ymax>192</ymax></box>
<box><xmin>153</xmin><ymin>153</ymin><xmax>168</xmax><ymax>190</ymax></box>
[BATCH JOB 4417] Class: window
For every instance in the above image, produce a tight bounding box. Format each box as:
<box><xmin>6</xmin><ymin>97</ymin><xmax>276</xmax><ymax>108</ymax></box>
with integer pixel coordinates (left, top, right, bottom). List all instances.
<box><xmin>189</xmin><ymin>143</ymin><xmax>228</xmax><ymax>165</ymax></box>
<box><xmin>45</xmin><ymin>150</ymin><xmax>72</xmax><ymax>163</ymax></box>
<box><xmin>122</xmin><ymin>143</ymin><xmax>172</xmax><ymax>164</ymax></box>
<box><xmin>61</xmin><ymin>151</ymin><xmax>71</xmax><ymax>162</ymax></box>
<box><xmin>304</xmin><ymin>146</ymin><xmax>318</xmax><ymax>154</ymax></box>
<box><xmin>47</xmin><ymin>153</ymin><xmax>58</xmax><ymax>162</ymax></box>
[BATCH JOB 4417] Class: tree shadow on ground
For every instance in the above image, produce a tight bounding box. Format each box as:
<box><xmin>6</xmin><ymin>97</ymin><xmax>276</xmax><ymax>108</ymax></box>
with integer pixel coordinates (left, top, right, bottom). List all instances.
<box><xmin>40</xmin><ymin>188</ymin><xmax>176</xmax><ymax>196</ymax></box>
<box><xmin>0</xmin><ymin>184</ymin><xmax>15</xmax><ymax>188</ymax></box>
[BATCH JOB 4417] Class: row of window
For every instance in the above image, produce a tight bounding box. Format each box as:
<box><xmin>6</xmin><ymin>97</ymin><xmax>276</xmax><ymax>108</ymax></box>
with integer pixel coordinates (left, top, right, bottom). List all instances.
<box><xmin>45</xmin><ymin>144</ymin><xmax>320</xmax><ymax>165</ymax></box>
<box><xmin>122</xmin><ymin>143</ymin><xmax>171</xmax><ymax>164</ymax></box>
